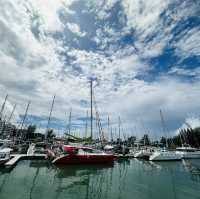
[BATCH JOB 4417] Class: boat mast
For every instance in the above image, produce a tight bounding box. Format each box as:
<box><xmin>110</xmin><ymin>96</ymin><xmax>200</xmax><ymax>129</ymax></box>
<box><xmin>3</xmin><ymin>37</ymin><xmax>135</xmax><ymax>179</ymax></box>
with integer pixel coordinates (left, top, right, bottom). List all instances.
<box><xmin>90</xmin><ymin>80</ymin><xmax>93</xmax><ymax>140</ymax></box>
<box><xmin>68</xmin><ymin>108</ymin><xmax>72</xmax><ymax>135</ymax></box>
<box><xmin>118</xmin><ymin>116</ymin><xmax>121</xmax><ymax>141</ymax></box>
<box><xmin>107</xmin><ymin>115</ymin><xmax>110</xmax><ymax>141</ymax></box>
<box><xmin>18</xmin><ymin>101</ymin><xmax>30</xmax><ymax>139</ymax></box>
<box><xmin>0</xmin><ymin>94</ymin><xmax>8</xmax><ymax>120</ymax></box>
<box><xmin>85</xmin><ymin>110</ymin><xmax>88</xmax><ymax>138</ymax></box>
<box><xmin>160</xmin><ymin>109</ymin><xmax>169</xmax><ymax>148</ymax></box>
<box><xmin>111</xmin><ymin>127</ymin><xmax>113</xmax><ymax>142</ymax></box>
<box><xmin>46</xmin><ymin>95</ymin><xmax>56</xmax><ymax>139</ymax></box>
<box><xmin>7</xmin><ymin>104</ymin><xmax>16</xmax><ymax>123</ymax></box>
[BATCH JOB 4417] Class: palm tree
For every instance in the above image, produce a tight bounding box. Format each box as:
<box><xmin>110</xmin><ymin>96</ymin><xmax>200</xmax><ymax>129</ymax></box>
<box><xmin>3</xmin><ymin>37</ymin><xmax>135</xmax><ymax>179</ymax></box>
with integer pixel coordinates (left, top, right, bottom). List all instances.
<box><xmin>46</xmin><ymin>129</ymin><xmax>55</xmax><ymax>143</ymax></box>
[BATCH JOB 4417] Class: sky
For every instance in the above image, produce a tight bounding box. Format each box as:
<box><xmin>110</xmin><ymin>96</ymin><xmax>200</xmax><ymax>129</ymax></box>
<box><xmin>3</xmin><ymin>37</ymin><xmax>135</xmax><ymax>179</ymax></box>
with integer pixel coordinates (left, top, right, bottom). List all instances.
<box><xmin>0</xmin><ymin>0</ymin><xmax>200</xmax><ymax>139</ymax></box>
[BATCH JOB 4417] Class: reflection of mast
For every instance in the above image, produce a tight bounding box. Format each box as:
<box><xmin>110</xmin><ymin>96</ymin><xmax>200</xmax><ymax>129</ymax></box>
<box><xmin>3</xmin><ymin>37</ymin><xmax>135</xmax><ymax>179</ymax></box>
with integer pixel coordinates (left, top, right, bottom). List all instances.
<box><xmin>46</xmin><ymin>95</ymin><xmax>55</xmax><ymax>139</ymax></box>
<box><xmin>29</xmin><ymin>167</ymin><xmax>40</xmax><ymax>199</ymax></box>
<box><xmin>0</xmin><ymin>94</ymin><xmax>8</xmax><ymax>119</ymax></box>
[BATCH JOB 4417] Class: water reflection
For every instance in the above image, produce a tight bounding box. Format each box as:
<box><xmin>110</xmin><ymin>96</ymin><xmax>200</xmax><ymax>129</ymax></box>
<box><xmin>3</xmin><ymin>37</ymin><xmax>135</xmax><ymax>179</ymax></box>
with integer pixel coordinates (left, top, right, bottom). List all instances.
<box><xmin>0</xmin><ymin>160</ymin><xmax>200</xmax><ymax>199</ymax></box>
<box><xmin>52</xmin><ymin>164</ymin><xmax>114</xmax><ymax>199</ymax></box>
<box><xmin>182</xmin><ymin>159</ymin><xmax>200</xmax><ymax>182</ymax></box>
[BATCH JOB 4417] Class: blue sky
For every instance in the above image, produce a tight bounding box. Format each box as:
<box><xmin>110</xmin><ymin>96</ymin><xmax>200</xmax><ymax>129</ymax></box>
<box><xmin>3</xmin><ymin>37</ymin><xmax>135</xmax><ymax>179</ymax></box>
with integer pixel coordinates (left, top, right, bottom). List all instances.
<box><xmin>0</xmin><ymin>0</ymin><xmax>200</xmax><ymax>139</ymax></box>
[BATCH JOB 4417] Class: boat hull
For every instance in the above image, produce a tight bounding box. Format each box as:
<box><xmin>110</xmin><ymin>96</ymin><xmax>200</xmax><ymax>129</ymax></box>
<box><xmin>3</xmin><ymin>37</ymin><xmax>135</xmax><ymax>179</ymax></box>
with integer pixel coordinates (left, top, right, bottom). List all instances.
<box><xmin>176</xmin><ymin>151</ymin><xmax>200</xmax><ymax>159</ymax></box>
<box><xmin>149</xmin><ymin>151</ymin><xmax>182</xmax><ymax>161</ymax></box>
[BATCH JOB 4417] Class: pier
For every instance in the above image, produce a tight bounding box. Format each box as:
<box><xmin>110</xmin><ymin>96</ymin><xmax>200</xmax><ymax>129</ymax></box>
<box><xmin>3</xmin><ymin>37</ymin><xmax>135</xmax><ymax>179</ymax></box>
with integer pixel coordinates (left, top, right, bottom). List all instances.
<box><xmin>5</xmin><ymin>154</ymin><xmax>46</xmax><ymax>168</ymax></box>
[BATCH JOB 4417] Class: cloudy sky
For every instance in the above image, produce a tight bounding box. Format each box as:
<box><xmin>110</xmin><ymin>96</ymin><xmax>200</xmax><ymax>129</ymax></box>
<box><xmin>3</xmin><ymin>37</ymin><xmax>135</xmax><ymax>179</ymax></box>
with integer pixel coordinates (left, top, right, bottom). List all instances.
<box><xmin>0</xmin><ymin>0</ymin><xmax>200</xmax><ymax>139</ymax></box>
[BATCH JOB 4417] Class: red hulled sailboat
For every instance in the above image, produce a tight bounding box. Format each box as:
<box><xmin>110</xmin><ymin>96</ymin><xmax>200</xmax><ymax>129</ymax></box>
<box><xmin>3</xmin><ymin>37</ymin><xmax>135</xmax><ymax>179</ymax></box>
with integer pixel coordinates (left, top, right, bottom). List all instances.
<box><xmin>51</xmin><ymin>145</ymin><xmax>115</xmax><ymax>164</ymax></box>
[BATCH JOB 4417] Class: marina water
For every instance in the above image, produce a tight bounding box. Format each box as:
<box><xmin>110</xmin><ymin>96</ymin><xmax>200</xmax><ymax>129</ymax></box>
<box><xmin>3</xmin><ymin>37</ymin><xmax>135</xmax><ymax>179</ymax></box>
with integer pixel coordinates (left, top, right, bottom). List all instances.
<box><xmin>0</xmin><ymin>159</ymin><xmax>200</xmax><ymax>199</ymax></box>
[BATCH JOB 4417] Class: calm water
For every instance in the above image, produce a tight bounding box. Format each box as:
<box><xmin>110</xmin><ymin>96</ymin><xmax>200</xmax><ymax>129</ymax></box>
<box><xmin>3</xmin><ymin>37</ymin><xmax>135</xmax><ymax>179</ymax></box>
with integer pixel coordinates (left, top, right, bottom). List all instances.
<box><xmin>0</xmin><ymin>159</ymin><xmax>200</xmax><ymax>199</ymax></box>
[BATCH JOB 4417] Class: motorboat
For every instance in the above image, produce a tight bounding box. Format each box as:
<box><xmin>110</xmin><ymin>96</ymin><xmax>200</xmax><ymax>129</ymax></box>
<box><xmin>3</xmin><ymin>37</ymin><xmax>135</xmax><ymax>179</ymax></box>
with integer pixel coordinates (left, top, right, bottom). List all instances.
<box><xmin>50</xmin><ymin>145</ymin><xmax>116</xmax><ymax>164</ymax></box>
<box><xmin>176</xmin><ymin>145</ymin><xmax>200</xmax><ymax>159</ymax></box>
<box><xmin>0</xmin><ymin>148</ymin><xmax>12</xmax><ymax>165</ymax></box>
<box><xmin>149</xmin><ymin>149</ymin><xmax>182</xmax><ymax>161</ymax></box>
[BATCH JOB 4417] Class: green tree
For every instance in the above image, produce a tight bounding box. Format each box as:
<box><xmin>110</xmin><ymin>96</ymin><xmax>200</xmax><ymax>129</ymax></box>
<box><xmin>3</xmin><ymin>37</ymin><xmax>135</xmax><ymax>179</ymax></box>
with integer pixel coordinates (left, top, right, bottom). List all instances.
<box><xmin>160</xmin><ymin>136</ymin><xmax>167</xmax><ymax>146</ymax></box>
<box><xmin>140</xmin><ymin>134</ymin><xmax>150</xmax><ymax>145</ymax></box>
<box><xmin>46</xmin><ymin>129</ymin><xmax>55</xmax><ymax>142</ymax></box>
<box><xmin>27</xmin><ymin>125</ymin><xmax>36</xmax><ymax>134</ymax></box>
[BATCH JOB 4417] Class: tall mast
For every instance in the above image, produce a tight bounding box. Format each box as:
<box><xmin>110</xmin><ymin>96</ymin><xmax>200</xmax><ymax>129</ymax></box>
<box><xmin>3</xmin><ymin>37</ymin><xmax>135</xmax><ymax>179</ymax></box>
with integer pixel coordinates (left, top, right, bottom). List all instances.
<box><xmin>118</xmin><ymin>116</ymin><xmax>121</xmax><ymax>140</ymax></box>
<box><xmin>20</xmin><ymin>101</ymin><xmax>31</xmax><ymax>131</ymax></box>
<box><xmin>46</xmin><ymin>95</ymin><xmax>56</xmax><ymax>138</ymax></box>
<box><xmin>0</xmin><ymin>94</ymin><xmax>8</xmax><ymax>120</ymax></box>
<box><xmin>108</xmin><ymin>115</ymin><xmax>110</xmax><ymax>141</ymax></box>
<box><xmin>85</xmin><ymin>110</ymin><xmax>88</xmax><ymax>138</ymax></box>
<box><xmin>68</xmin><ymin>108</ymin><xmax>72</xmax><ymax>135</ymax></box>
<box><xmin>160</xmin><ymin>109</ymin><xmax>168</xmax><ymax>148</ymax></box>
<box><xmin>7</xmin><ymin>104</ymin><xmax>16</xmax><ymax>123</ymax></box>
<box><xmin>90</xmin><ymin>80</ymin><xmax>93</xmax><ymax>140</ymax></box>
<box><xmin>111</xmin><ymin>127</ymin><xmax>113</xmax><ymax>142</ymax></box>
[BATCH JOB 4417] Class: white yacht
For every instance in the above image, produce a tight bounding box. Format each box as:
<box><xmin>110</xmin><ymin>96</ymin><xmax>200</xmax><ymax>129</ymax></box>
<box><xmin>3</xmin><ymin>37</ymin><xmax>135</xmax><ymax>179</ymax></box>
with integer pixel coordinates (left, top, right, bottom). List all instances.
<box><xmin>149</xmin><ymin>149</ymin><xmax>182</xmax><ymax>161</ymax></box>
<box><xmin>0</xmin><ymin>148</ymin><xmax>12</xmax><ymax>165</ymax></box>
<box><xmin>176</xmin><ymin>145</ymin><xmax>200</xmax><ymax>159</ymax></box>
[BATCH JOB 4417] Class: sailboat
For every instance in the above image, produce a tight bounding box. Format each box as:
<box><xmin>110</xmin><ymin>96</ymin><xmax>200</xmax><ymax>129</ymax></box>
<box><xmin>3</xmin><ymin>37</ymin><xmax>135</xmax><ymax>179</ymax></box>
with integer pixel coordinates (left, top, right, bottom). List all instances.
<box><xmin>50</xmin><ymin>79</ymin><xmax>115</xmax><ymax>164</ymax></box>
<box><xmin>149</xmin><ymin>110</ymin><xmax>182</xmax><ymax>161</ymax></box>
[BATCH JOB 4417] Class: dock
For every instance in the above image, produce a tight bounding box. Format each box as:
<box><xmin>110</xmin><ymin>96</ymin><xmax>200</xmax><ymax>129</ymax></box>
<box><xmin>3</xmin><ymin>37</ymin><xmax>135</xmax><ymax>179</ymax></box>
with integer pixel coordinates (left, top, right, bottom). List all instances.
<box><xmin>5</xmin><ymin>154</ymin><xmax>46</xmax><ymax>168</ymax></box>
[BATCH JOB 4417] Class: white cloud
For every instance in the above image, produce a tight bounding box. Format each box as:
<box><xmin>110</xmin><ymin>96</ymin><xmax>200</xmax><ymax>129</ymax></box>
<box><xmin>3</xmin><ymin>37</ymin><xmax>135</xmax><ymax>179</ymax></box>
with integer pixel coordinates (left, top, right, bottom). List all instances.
<box><xmin>174</xmin><ymin>27</ymin><xmax>200</xmax><ymax>59</ymax></box>
<box><xmin>0</xmin><ymin>0</ymin><xmax>200</xmax><ymax>137</ymax></box>
<box><xmin>67</xmin><ymin>23</ymin><xmax>86</xmax><ymax>37</ymax></box>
